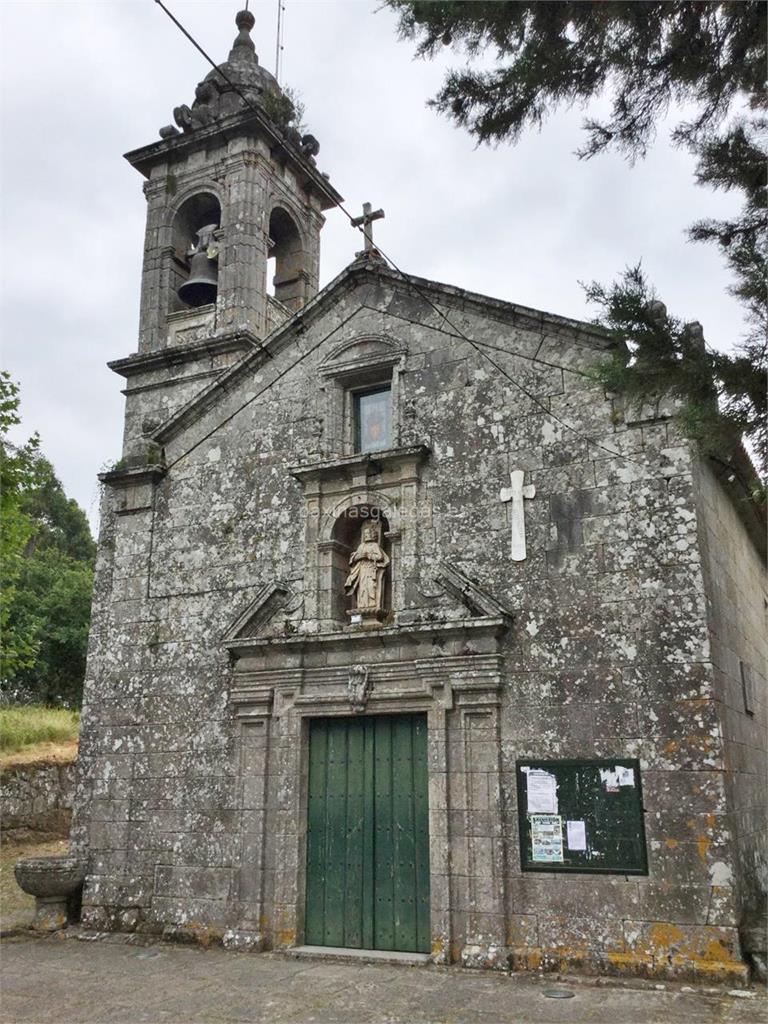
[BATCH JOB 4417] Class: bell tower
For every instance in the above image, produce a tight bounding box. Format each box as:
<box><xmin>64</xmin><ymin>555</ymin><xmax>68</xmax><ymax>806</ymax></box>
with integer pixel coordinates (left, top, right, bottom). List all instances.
<box><xmin>124</xmin><ymin>9</ymin><xmax>342</xmax><ymax>355</ymax></box>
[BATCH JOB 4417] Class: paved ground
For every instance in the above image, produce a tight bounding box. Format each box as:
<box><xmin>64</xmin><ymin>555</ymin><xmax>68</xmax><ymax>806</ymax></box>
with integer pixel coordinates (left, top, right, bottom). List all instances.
<box><xmin>0</xmin><ymin>934</ymin><xmax>765</xmax><ymax>1024</ymax></box>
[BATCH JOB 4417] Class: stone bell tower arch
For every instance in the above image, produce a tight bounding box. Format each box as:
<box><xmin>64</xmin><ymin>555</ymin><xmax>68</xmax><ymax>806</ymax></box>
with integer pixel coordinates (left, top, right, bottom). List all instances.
<box><xmin>110</xmin><ymin>8</ymin><xmax>342</xmax><ymax>466</ymax></box>
<box><xmin>125</xmin><ymin>8</ymin><xmax>342</xmax><ymax>354</ymax></box>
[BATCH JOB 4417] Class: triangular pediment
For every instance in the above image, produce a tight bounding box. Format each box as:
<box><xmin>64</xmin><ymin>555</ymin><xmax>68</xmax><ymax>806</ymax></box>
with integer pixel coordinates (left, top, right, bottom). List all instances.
<box><xmin>223</xmin><ymin>563</ymin><xmax>510</xmax><ymax>654</ymax></box>
<box><xmin>410</xmin><ymin>561</ymin><xmax>512</xmax><ymax>626</ymax></box>
<box><xmin>223</xmin><ymin>581</ymin><xmax>300</xmax><ymax>644</ymax></box>
<box><xmin>146</xmin><ymin>260</ymin><xmax>616</xmax><ymax>453</ymax></box>
<box><xmin>434</xmin><ymin>562</ymin><xmax>512</xmax><ymax>620</ymax></box>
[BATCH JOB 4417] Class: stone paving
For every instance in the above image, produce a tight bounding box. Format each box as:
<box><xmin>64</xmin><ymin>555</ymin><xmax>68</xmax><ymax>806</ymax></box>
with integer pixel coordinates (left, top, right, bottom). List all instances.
<box><xmin>0</xmin><ymin>934</ymin><xmax>765</xmax><ymax>1024</ymax></box>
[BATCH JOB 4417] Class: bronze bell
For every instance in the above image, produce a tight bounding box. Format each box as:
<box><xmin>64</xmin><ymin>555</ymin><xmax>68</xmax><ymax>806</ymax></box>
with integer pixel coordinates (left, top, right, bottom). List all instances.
<box><xmin>178</xmin><ymin>224</ymin><xmax>219</xmax><ymax>307</ymax></box>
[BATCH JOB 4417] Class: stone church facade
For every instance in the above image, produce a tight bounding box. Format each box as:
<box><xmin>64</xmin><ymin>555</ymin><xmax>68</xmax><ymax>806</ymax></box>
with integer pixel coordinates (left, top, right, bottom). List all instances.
<box><xmin>72</xmin><ymin>11</ymin><xmax>766</xmax><ymax>982</ymax></box>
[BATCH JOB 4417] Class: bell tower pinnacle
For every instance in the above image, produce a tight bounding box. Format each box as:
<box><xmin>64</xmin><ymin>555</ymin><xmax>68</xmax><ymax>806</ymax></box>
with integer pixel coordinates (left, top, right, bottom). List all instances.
<box><xmin>124</xmin><ymin>8</ymin><xmax>342</xmax><ymax>354</ymax></box>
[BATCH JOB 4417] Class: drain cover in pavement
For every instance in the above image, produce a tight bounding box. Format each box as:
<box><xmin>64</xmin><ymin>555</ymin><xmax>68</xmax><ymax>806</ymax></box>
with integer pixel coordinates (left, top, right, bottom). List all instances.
<box><xmin>542</xmin><ymin>988</ymin><xmax>575</xmax><ymax>999</ymax></box>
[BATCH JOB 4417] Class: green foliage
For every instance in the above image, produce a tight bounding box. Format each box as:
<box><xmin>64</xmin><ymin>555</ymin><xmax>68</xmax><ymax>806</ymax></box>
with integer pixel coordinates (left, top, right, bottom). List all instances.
<box><xmin>0</xmin><ymin>375</ymin><xmax>95</xmax><ymax>705</ymax></box>
<box><xmin>387</xmin><ymin>2</ymin><xmax>764</xmax><ymax>154</ymax></box>
<box><xmin>0</xmin><ymin>705</ymin><xmax>80</xmax><ymax>753</ymax></box>
<box><xmin>262</xmin><ymin>85</ymin><xmax>307</xmax><ymax>137</ymax></box>
<box><xmin>0</xmin><ymin>373</ymin><xmax>42</xmax><ymax>679</ymax></box>
<box><xmin>387</xmin><ymin>1</ymin><xmax>766</xmax><ymax>477</ymax></box>
<box><xmin>9</xmin><ymin>549</ymin><xmax>94</xmax><ymax>706</ymax></box>
<box><xmin>687</xmin><ymin>118</ymin><xmax>767</xmax><ymax>417</ymax></box>
<box><xmin>21</xmin><ymin>457</ymin><xmax>95</xmax><ymax>564</ymax></box>
<box><xmin>586</xmin><ymin>265</ymin><xmax>766</xmax><ymax>489</ymax></box>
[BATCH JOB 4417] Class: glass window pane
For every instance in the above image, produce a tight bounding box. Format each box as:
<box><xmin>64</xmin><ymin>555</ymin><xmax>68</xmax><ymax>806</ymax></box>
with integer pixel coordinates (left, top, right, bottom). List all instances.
<box><xmin>355</xmin><ymin>387</ymin><xmax>391</xmax><ymax>452</ymax></box>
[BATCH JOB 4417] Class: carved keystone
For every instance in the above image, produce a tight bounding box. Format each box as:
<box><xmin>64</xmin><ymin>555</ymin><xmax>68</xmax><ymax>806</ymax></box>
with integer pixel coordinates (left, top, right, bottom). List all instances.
<box><xmin>347</xmin><ymin>664</ymin><xmax>372</xmax><ymax>712</ymax></box>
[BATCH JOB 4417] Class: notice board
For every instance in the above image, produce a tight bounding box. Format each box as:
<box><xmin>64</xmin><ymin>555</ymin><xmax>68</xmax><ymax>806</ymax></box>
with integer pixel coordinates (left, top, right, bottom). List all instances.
<box><xmin>516</xmin><ymin>759</ymin><xmax>648</xmax><ymax>875</ymax></box>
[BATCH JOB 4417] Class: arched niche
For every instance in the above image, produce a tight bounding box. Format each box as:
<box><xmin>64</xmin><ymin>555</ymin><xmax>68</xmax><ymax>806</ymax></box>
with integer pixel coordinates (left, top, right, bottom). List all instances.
<box><xmin>169</xmin><ymin>191</ymin><xmax>221</xmax><ymax>312</ymax></box>
<box><xmin>331</xmin><ymin>505</ymin><xmax>391</xmax><ymax>623</ymax></box>
<box><xmin>267</xmin><ymin>206</ymin><xmax>307</xmax><ymax>312</ymax></box>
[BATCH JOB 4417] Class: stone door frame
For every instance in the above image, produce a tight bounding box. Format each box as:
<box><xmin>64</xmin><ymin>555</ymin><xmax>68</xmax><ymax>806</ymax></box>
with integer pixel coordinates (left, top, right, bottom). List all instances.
<box><xmin>229</xmin><ymin>639</ymin><xmax>508</xmax><ymax>967</ymax></box>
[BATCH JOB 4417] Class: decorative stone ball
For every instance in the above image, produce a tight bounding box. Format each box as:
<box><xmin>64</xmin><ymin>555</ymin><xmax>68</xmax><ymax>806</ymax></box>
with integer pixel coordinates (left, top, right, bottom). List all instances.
<box><xmin>236</xmin><ymin>9</ymin><xmax>255</xmax><ymax>32</ymax></box>
<box><xmin>14</xmin><ymin>855</ymin><xmax>86</xmax><ymax>899</ymax></box>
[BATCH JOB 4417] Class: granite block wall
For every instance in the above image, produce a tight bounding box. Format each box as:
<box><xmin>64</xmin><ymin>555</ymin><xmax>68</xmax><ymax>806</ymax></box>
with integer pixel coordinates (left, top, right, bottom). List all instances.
<box><xmin>1</xmin><ymin>759</ymin><xmax>77</xmax><ymax>839</ymax></box>
<box><xmin>693</xmin><ymin>457</ymin><xmax>767</xmax><ymax>919</ymax></box>
<box><xmin>70</xmin><ymin>265</ymin><xmax>761</xmax><ymax>983</ymax></box>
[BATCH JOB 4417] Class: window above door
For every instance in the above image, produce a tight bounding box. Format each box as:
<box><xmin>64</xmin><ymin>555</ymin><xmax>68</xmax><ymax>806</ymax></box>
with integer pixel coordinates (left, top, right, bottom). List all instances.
<box><xmin>354</xmin><ymin>385</ymin><xmax>392</xmax><ymax>453</ymax></box>
<box><xmin>318</xmin><ymin>336</ymin><xmax>406</xmax><ymax>458</ymax></box>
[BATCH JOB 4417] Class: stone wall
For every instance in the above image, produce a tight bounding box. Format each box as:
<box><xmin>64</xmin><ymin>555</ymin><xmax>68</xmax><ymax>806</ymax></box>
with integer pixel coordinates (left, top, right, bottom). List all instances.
<box><xmin>73</xmin><ymin>265</ymin><xmax>758</xmax><ymax>983</ymax></box>
<box><xmin>1</xmin><ymin>758</ymin><xmax>77</xmax><ymax>840</ymax></box>
<box><xmin>694</xmin><ymin>457</ymin><xmax>768</xmax><ymax>919</ymax></box>
<box><xmin>134</xmin><ymin>133</ymin><xmax>325</xmax><ymax>355</ymax></box>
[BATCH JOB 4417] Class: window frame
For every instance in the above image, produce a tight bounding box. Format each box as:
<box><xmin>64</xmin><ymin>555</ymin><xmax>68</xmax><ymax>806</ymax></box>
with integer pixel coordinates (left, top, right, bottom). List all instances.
<box><xmin>319</xmin><ymin>347</ymin><xmax>404</xmax><ymax>457</ymax></box>
<box><xmin>353</xmin><ymin>383</ymin><xmax>393</xmax><ymax>454</ymax></box>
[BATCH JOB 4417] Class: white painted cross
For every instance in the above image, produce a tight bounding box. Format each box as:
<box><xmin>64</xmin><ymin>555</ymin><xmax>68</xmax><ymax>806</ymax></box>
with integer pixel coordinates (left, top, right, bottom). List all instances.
<box><xmin>500</xmin><ymin>470</ymin><xmax>536</xmax><ymax>561</ymax></box>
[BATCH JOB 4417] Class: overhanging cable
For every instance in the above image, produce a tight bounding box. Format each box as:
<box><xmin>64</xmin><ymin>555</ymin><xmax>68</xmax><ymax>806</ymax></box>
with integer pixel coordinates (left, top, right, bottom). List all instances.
<box><xmin>152</xmin><ymin>0</ymin><xmax>660</xmax><ymax>470</ymax></box>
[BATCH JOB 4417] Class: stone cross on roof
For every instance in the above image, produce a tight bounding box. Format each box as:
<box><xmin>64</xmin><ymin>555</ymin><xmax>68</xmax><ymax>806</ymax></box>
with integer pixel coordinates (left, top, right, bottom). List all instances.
<box><xmin>351</xmin><ymin>202</ymin><xmax>385</xmax><ymax>253</ymax></box>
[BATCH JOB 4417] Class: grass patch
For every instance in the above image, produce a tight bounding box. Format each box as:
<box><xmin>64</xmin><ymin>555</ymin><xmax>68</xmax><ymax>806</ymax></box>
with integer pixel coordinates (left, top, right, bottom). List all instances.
<box><xmin>0</xmin><ymin>706</ymin><xmax>80</xmax><ymax>754</ymax></box>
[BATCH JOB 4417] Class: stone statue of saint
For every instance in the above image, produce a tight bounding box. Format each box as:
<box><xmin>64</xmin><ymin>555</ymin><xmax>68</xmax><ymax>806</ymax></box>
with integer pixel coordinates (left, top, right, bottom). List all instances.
<box><xmin>344</xmin><ymin>521</ymin><xmax>390</xmax><ymax>616</ymax></box>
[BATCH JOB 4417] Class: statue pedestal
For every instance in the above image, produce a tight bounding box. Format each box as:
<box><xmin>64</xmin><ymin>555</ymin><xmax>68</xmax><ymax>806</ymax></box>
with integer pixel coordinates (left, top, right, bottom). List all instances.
<box><xmin>347</xmin><ymin>609</ymin><xmax>385</xmax><ymax>628</ymax></box>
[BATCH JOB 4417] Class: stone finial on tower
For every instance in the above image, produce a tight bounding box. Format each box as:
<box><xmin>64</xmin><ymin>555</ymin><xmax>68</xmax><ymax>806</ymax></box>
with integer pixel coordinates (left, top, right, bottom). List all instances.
<box><xmin>229</xmin><ymin>9</ymin><xmax>257</xmax><ymax>63</ymax></box>
<box><xmin>133</xmin><ymin>1</ymin><xmax>343</xmax><ymax>350</ymax></box>
<box><xmin>165</xmin><ymin>6</ymin><xmax>280</xmax><ymax>135</ymax></box>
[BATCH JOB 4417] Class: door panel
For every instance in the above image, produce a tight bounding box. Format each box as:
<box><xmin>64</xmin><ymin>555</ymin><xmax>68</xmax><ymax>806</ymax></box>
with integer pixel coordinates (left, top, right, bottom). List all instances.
<box><xmin>305</xmin><ymin>714</ymin><xmax>430</xmax><ymax>953</ymax></box>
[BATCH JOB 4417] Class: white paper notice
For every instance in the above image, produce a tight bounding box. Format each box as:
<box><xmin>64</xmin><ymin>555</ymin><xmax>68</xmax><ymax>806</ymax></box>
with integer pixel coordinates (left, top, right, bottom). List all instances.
<box><xmin>599</xmin><ymin>767</ymin><xmax>620</xmax><ymax>791</ymax></box>
<box><xmin>526</xmin><ymin>770</ymin><xmax>558</xmax><ymax>814</ymax></box>
<box><xmin>616</xmin><ymin>765</ymin><xmax>635</xmax><ymax>787</ymax></box>
<box><xmin>566</xmin><ymin>819</ymin><xmax>587</xmax><ymax>851</ymax></box>
<box><xmin>530</xmin><ymin>815</ymin><xmax>564</xmax><ymax>863</ymax></box>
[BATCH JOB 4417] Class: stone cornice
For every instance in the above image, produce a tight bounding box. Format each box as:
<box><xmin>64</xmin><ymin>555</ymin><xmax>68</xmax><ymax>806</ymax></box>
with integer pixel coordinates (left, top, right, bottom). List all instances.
<box><xmin>98</xmin><ymin>463</ymin><xmax>166</xmax><ymax>515</ymax></box>
<box><xmin>433</xmin><ymin>562</ymin><xmax>513</xmax><ymax>622</ymax></box>
<box><xmin>229</xmin><ymin>652</ymin><xmax>504</xmax><ymax>712</ymax></box>
<box><xmin>223</xmin><ymin>581</ymin><xmax>293</xmax><ymax>642</ymax></box>
<box><xmin>108</xmin><ymin>330</ymin><xmax>258</xmax><ymax>379</ymax></box>
<box><xmin>364</xmin><ymin>263</ymin><xmax>617</xmax><ymax>348</ymax></box>
<box><xmin>124</xmin><ymin>110</ymin><xmax>343</xmax><ymax>211</ymax></box>
<box><xmin>224</xmin><ymin>615</ymin><xmax>508</xmax><ymax>659</ymax></box>
<box><xmin>289</xmin><ymin>445</ymin><xmax>430</xmax><ymax>483</ymax></box>
<box><xmin>98</xmin><ymin>464</ymin><xmax>166</xmax><ymax>487</ymax></box>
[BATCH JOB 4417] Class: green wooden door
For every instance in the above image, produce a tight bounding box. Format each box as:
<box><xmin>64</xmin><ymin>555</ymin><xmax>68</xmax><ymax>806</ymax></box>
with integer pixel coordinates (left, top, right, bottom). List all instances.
<box><xmin>305</xmin><ymin>714</ymin><xmax>430</xmax><ymax>953</ymax></box>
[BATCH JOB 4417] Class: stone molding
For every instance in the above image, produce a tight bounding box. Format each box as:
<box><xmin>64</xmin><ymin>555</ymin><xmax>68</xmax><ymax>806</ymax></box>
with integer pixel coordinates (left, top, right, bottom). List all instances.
<box><xmin>108</xmin><ymin>330</ymin><xmax>257</xmax><ymax>379</ymax></box>
<box><xmin>223</xmin><ymin>581</ymin><xmax>295</xmax><ymax>645</ymax></box>
<box><xmin>228</xmin><ymin>644</ymin><xmax>507</xmax><ymax>966</ymax></box>
<box><xmin>317</xmin><ymin>335</ymin><xmax>408</xmax><ymax>457</ymax></box>
<box><xmin>288</xmin><ymin>445</ymin><xmax>431</xmax><ymax>626</ymax></box>
<box><xmin>289</xmin><ymin>444</ymin><xmax>429</xmax><ymax>486</ymax></box>
<box><xmin>227</xmin><ymin>617</ymin><xmax>507</xmax><ymax>659</ymax></box>
<box><xmin>433</xmin><ymin>562</ymin><xmax>513</xmax><ymax>622</ymax></box>
<box><xmin>229</xmin><ymin>651</ymin><xmax>505</xmax><ymax>707</ymax></box>
<box><xmin>125</xmin><ymin>109</ymin><xmax>344</xmax><ymax>213</ymax></box>
<box><xmin>98</xmin><ymin>465</ymin><xmax>165</xmax><ymax>516</ymax></box>
<box><xmin>117</xmin><ymin>255</ymin><xmax>620</xmax><ymax>466</ymax></box>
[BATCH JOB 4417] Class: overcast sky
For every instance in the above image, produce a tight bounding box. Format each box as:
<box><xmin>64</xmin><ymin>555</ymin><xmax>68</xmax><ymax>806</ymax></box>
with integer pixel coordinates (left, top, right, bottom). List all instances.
<box><xmin>1</xmin><ymin>0</ymin><xmax>744</xmax><ymax>531</ymax></box>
